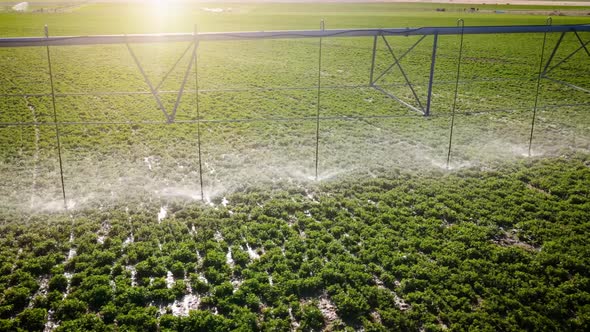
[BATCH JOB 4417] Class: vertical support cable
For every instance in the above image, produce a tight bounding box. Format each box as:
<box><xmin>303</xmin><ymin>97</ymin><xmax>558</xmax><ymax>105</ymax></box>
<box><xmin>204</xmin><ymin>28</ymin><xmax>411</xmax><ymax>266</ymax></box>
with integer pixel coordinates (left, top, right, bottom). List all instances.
<box><xmin>529</xmin><ymin>17</ymin><xmax>552</xmax><ymax>157</ymax></box>
<box><xmin>447</xmin><ymin>19</ymin><xmax>465</xmax><ymax>170</ymax></box>
<box><xmin>20</xmin><ymin>99</ymin><xmax>23</xmax><ymax>154</ymax></box>
<box><xmin>45</xmin><ymin>25</ymin><xmax>67</xmax><ymax>210</ymax></box>
<box><xmin>425</xmin><ymin>33</ymin><xmax>439</xmax><ymax>116</ymax></box>
<box><xmin>193</xmin><ymin>25</ymin><xmax>205</xmax><ymax>202</ymax></box>
<box><xmin>369</xmin><ymin>35</ymin><xmax>378</xmax><ymax>86</ymax></box>
<box><xmin>314</xmin><ymin>20</ymin><xmax>324</xmax><ymax>181</ymax></box>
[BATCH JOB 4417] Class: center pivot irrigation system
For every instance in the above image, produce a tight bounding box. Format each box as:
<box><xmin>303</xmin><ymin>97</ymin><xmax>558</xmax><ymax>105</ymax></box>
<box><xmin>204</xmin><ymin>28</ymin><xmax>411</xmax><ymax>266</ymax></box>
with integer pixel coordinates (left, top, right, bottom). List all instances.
<box><xmin>1</xmin><ymin>21</ymin><xmax>589</xmax><ymax>210</ymax></box>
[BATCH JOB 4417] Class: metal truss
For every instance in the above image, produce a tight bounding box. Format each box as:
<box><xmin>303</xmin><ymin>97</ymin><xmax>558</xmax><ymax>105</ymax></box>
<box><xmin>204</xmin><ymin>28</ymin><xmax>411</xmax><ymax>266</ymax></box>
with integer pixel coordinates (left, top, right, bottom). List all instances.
<box><xmin>1</xmin><ymin>23</ymin><xmax>589</xmax><ymax>210</ymax></box>
<box><xmin>369</xmin><ymin>33</ymin><xmax>435</xmax><ymax>115</ymax></box>
<box><xmin>2</xmin><ymin>24</ymin><xmax>588</xmax><ymax>120</ymax></box>
<box><xmin>367</xmin><ymin>28</ymin><xmax>589</xmax><ymax>117</ymax></box>
<box><xmin>541</xmin><ymin>30</ymin><xmax>590</xmax><ymax>93</ymax></box>
<box><xmin>125</xmin><ymin>39</ymin><xmax>198</xmax><ymax>123</ymax></box>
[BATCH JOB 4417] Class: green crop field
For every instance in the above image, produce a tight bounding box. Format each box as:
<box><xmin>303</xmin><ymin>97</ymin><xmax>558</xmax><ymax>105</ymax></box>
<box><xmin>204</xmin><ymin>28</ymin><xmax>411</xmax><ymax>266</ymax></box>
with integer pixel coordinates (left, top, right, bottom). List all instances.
<box><xmin>0</xmin><ymin>1</ymin><xmax>589</xmax><ymax>331</ymax></box>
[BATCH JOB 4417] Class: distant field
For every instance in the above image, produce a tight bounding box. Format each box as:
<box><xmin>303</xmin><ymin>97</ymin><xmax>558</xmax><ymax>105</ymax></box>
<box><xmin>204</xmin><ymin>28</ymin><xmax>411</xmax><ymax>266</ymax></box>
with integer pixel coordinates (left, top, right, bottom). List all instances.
<box><xmin>0</xmin><ymin>2</ymin><xmax>589</xmax><ymax>332</ymax></box>
<box><xmin>1</xmin><ymin>2</ymin><xmax>590</xmax><ymax>36</ymax></box>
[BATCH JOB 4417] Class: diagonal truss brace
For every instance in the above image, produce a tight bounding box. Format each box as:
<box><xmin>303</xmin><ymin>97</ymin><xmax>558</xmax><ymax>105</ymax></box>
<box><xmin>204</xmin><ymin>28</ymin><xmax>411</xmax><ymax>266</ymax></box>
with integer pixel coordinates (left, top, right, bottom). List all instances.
<box><xmin>126</xmin><ymin>40</ymin><xmax>197</xmax><ymax>123</ymax></box>
<box><xmin>155</xmin><ymin>41</ymin><xmax>194</xmax><ymax>91</ymax></box>
<box><xmin>370</xmin><ymin>34</ymin><xmax>427</xmax><ymax>86</ymax></box>
<box><xmin>369</xmin><ymin>34</ymin><xmax>438</xmax><ymax>115</ymax></box>
<box><xmin>541</xmin><ymin>31</ymin><xmax>590</xmax><ymax>93</ymax></box>
<box><xmin>172</xmin><ymin>41</ymin><xmax>198</xmax><ymax>120</ymax></box>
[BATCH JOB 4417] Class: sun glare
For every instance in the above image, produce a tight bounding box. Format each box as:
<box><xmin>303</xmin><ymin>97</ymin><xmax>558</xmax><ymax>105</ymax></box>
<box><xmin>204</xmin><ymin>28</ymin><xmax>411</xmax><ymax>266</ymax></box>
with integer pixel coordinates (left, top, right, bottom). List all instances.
<box><xmin>144</xmin><ymin>0</ymin><xmax>181</xmax><ymax>30</ymax></box>
<box><xmin>149</xmin><ymin>0</ymin><xmax>169</xmax><ymax>14</ymax></box>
